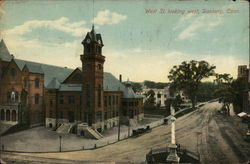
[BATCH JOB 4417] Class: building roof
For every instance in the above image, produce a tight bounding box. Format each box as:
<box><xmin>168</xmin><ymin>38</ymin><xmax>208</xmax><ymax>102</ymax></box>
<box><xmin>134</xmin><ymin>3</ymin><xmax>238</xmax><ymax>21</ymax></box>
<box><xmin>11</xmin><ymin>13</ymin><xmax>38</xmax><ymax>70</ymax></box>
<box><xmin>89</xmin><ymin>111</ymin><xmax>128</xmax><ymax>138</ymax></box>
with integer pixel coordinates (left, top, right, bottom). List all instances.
<box><xmin>14</xmin><ymin>59</ymin><xmax>74</xmax><ymax>87</ymax></box>
<box><xmin>123</xmin><ymin>85</ymin><xmax>144</xmax><ymax>99</ymax></box>
<box><xmin>3</xmin><ymin>42</ymin><xmax>141</xmax><ymax>98</ymax></box>
<box><xmin>0</xmin><ymin>39</ymin><xmax>13</xmax><ymax>62</ymax></box>
<box><xmin>47</xmin><ymin>77</ymin><xmax>61</xmax><ymax>89</ymax></box>
<box><xmin>12</xmin><ymin>59</ymin><xmax>125</xmax><ymax>92</ymax></box>
<box><xmin>59</xmin><ymin>83</ymin><xmax>82</xmax><ymax>92</ymax></box>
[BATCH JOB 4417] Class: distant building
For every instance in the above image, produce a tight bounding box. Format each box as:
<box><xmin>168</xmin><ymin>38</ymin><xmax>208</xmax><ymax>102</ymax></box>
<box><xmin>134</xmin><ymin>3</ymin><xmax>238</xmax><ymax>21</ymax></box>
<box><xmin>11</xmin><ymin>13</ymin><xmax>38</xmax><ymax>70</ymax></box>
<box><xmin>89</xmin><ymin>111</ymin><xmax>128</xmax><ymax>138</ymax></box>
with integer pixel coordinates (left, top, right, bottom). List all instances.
<box><xmin>138</xmin><ymin>85</ymin><xmax>170</xmax><ymax>107</ymax></box>
<box><xmin>237</xmin><ymin>65</ymin><xmax>250</xmax><ymax>114</ymax></box>
<box><xmin>0</xmin><ymin>26</ymin><xmax>144</xmax><ymax>134</ymax></box>
<box><xmin>238</xmin><ymin>65</ymin><xmax>248</xmax><ymax>79</ymax></box>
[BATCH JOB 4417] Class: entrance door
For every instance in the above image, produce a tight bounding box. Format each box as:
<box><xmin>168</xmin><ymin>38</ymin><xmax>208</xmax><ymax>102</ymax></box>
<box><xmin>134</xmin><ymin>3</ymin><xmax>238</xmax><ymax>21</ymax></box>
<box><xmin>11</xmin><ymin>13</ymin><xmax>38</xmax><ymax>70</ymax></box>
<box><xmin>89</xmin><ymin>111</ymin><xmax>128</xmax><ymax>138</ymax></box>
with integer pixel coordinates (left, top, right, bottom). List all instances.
<box><xmin>88</xmin><ymin>113</ymin><xmax>92</xmax><ymax>126</ymax></box>
<box><xmin>68</xmin><ymin>111</ymin><xmax>75</xmax><ymax>122</ymax></box>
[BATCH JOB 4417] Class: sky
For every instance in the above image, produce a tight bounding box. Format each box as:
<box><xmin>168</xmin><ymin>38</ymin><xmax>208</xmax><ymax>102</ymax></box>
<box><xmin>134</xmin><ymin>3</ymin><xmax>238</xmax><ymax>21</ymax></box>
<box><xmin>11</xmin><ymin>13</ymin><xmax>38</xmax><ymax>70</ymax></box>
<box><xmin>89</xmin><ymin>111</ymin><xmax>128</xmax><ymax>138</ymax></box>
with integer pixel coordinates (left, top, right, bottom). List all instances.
<box><xmin>0</xmin><ymin>0</ymin><xmax>249</xmax><ymax>82</ymax></box>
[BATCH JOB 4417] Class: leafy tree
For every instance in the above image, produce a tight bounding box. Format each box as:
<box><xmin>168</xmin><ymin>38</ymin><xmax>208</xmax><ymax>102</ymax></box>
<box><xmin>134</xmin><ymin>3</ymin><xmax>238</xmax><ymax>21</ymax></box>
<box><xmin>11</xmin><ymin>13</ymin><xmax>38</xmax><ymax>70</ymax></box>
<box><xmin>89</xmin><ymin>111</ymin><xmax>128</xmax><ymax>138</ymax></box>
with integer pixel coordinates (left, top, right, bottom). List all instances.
<box><xmin>196</xmin><ymin>82</ymin><xmax>219</xmax><ymax>102</ymax></box>
<box><xmin>143</xmin><ymin>90</ymin><xmax>156</xmax><ymax>110</ymax></box>
<box><xmin>168</xmin><ymin>60</ymin><xmax>216</xmax><ymax>109</ymax></box>
<box><xmin>131</xmin><ymin>82</ymin><xmax>142</xmax><ymax>93</ymax></box>
<box><xmin>214</xmin><ymin>73</ymin><xmax>234</xmax><ymax>115</ymax></box>
<box><xmin>215</xmin><ymin>74</ymin><xmax>248</xmax><ymax>115</ymax></box>
<box><xmin>144</xmin><ymin>80</ymin><xmax>169</xmax><ymax>89</ymax></box>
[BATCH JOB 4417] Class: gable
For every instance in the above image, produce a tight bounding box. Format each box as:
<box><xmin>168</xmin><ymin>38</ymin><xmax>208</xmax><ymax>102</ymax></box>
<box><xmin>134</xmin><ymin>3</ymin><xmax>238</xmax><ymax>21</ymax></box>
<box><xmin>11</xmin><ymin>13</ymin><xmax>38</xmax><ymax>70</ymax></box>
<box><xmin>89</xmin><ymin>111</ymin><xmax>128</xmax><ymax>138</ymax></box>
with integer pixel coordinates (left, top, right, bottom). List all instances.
<box><xmin>63</xmin><ymin>68</ymin><xmax>82</xmax><ymax>84</ymax></box>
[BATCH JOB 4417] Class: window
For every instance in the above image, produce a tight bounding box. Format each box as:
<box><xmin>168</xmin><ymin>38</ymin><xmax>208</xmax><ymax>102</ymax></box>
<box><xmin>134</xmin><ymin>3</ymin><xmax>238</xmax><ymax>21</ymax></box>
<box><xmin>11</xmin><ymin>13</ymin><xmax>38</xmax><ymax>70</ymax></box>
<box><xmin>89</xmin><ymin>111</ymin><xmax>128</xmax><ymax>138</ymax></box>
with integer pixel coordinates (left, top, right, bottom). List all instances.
<box><xmin>122</xmin><ymin>101</ymin><xmax>127</xmax><ymax>106</ymax></box>
<box><xmin>50</xmin><ymin>99</ymin><xmax>53</xmax><ymax>106</ymax></box>
<box><xmin>157</xmin><ymin>93</ymin><xmax>161</xmax><ymax>98</ymax></box>
<box><xmin>116</xmin><ymin>96</ymin><xmax>119</xmax><ymax>104</ymax></box>
<box><xmin>7</xmin><ymin>91</ymin><xmax>11</xmax><ymax>102</ymax></box>
<box><xmin>1</xmin><ymin>109</ymin><xmax>5</xmax><ymax>120</ymax></box>
<box><xmin>104</xmin><ymin>96</ymin><xmax>107</xmax><ymax>106</ymax></box>
<box><xmin>16</xmin><ymin>92</ymin><xmax>19</xmax><ymax>102</ymax></box>
<box><xmin>112</xmin><ymin>95</ymin><xmax>115</xmax><ymax>105</ymax></box>
<box><xmin>104</xmin><ymin>111</ymin><xmax>107</xmax><ymax>120</ymax></box>
<box><xmin>24</xmin><ymin>78</ymin><xmax>28</xmax><ymax>88</ymax></box>
<box><xmin>96</xmin><ymin>112</ymin><xmax>102</xmax><ymax>122</ymax></box>
<box><xmin>98</xmin><ymin>85</ymin><xmax>101</xmax><ymax>107</ymax></box>
<box><xmin>59</xmin><ymin>95</ymin><xmax>64</xmax><ymax>104</ymax></box>
<box><xmin>129</xmin><ymin>101</ymin><xmax>134</xmax><ymax>106</ymax></box>
<box><xmin>116</xmin><ymin>110</ymin><xmax>119</xmax><ymax>117</ymax></box>
<box><xmin>10</xmin><ymin>68</ymin><xmax>16</xmax><ymax>78</ymax></box>
<box><xmin>108</xmin><ymin>96</ymin><xmax>111</xmax><ymax>106</ymax></box>
<box><xmin>12</xmin><ymin>110</ymin><xmax>16</xmax><ymax>121</ymax></box>
<box><xmin>86</xmin><ymin>84</ymin><xmax>91</xmax><ymax>107</ymax></box>
<box><xmin>35</xmin><ymin>78</ymin><xmax>40</xmax><ymax>88</ymax></box>
<box><xmin>97</xmin><ymin>64</ymin><xmax>102</xmax><ymax>70</ymax></box>
<box><xmin>35</xmin><ymin>94</ymin><xmax>39</xmax><ymax>104</ymax></box>
<box><xmin>80</xmin><ymin>95</ymin><xmax>82</xmax><ymax>105</ymax></box>
<box><xmin>68</xmin><ymin>96</ymin><xmax>75</xmax><ymax>104</ymax></box>
<box><xmin>6</xmin><ymin>110</ymin><xmax>10</xmax><ymax>121</ymax></box>
<box><xmin>87</xmin><ymin>46</ymin><xmax>91</xmax><ymax>53</ymax></box>
<box><xmin>49</xmin><ymin>110</ymin><xmax>52</xmax><ymax>117</ymax></box>
<box><xmin>73</xmin><ymin>74</ymin><xmax>82</xmax><ymax>81</ymax></box>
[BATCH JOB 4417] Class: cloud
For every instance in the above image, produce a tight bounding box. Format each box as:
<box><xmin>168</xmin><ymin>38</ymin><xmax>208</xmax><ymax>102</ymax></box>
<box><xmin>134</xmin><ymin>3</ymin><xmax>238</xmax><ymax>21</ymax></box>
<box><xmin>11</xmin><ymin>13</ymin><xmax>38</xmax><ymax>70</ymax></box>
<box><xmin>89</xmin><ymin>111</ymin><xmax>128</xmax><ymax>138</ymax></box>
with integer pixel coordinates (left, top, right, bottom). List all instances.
<box><xmin>164</xmin><ymin>51</ymin><xmax>184</xmax><ymax>58</ymax></box>
<box><xmin>4</xmin><ymin>17</ymin><xmax>90</xmax><ymax>37</ymax></box>
<box><xmin>93</xmin><ymin>10</ymin><xmax>127</xmax><ymax>25</ymax></box>
<box><xmin>177</xmin><ymin>15</ymin><xmax>222</xmax><ymax>40</ymax></box>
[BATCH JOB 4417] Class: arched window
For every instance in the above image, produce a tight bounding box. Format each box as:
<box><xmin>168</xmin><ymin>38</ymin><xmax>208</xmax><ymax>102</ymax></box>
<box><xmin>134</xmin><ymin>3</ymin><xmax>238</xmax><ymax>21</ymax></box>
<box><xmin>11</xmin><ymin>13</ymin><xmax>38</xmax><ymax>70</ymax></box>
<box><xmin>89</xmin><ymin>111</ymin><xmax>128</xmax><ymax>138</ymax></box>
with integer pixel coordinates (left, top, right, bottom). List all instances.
<box><xmin>6</xmin><ymin>110</ymin><xmax>10</xmax><ymax>121</ymax></box>
<box><xmin>10</xmin><ymin>68</ymin><xmax>16</xmax><ymax>78</ymax></box>
<box><xmin>35</xmin><ymin>94</ymin><xmax>39</xmax><ymax>104</ymax></box>
<box><xmin>1</xmin><ymin>109</ymin><xmax>5</xmax><ymax>120</ymax></box>
<box><xmin>98</xmin><ymin>85</ymin><xmax>101</xmax><ymax>107</ymax></box>
<box><xmin>12</xmin><ymin>110</ymin><xmax>16</xmax><ymax>121</ymax></box>
<box><xmin>24</xmin><ymin>77</ymin><xmax>28</xmax><ymax>88</ymax></box>
<box><xmin>35</xmin><ymin>78</ymin><xmax>40</xmax><ymax>88</ymax></box>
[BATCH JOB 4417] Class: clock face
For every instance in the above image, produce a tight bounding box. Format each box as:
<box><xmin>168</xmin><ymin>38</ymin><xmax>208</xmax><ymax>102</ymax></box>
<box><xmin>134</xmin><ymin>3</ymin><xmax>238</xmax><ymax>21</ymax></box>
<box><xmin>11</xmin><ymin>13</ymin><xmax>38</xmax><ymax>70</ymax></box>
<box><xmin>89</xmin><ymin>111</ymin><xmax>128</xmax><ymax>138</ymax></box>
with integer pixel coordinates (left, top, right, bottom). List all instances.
<box><xmin>86</xmin><ymin>39</ymin><xmax>90</xmax><ymax>44</ymax></box>
<box><xmin>98</xmin><ymin>40</ymin><xmax>101</xmax><ymax>44</ymax></box>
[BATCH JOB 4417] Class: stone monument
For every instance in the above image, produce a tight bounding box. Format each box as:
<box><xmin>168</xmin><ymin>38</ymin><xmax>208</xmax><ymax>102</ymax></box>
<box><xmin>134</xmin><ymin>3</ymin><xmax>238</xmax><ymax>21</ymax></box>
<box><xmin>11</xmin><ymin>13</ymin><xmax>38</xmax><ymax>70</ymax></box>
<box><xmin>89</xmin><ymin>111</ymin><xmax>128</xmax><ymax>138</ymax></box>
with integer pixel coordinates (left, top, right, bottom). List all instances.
<box><xmin>166</xmin><ymin>105</ymin><xmax>180</xmax><ymax>163</ymax></box>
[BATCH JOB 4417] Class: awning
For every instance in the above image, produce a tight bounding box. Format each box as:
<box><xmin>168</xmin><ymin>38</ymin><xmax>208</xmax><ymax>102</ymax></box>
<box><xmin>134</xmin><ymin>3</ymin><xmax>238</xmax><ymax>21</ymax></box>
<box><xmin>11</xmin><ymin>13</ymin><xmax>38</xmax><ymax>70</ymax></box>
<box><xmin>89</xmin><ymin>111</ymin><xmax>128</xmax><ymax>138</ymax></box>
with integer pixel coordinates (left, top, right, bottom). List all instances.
<box><xmin>237</xmin><ymin>112</ymin><xmax>247</xmax><ymax>117</ymax></box>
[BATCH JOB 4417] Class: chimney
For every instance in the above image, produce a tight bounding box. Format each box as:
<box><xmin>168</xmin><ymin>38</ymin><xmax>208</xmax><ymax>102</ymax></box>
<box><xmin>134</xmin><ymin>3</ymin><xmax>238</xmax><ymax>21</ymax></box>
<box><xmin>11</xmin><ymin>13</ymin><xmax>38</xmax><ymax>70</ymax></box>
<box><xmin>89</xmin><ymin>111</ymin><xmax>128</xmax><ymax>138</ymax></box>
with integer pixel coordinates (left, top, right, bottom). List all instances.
<box><xmin>119</xmin><ymin>74</ymin><xmax>122</xmax><ymax>82</ymax></box>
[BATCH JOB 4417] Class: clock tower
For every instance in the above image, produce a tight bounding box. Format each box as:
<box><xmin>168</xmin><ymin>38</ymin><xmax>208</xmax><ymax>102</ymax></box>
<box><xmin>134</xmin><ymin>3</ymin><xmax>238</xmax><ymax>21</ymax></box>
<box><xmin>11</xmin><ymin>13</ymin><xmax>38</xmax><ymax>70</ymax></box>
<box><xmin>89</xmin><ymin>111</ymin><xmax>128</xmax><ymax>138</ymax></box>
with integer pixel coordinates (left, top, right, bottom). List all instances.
<box><xmin>80</xmin><ymin>25</ymin><xmax>105</xmax><ymax>126</ymax></box>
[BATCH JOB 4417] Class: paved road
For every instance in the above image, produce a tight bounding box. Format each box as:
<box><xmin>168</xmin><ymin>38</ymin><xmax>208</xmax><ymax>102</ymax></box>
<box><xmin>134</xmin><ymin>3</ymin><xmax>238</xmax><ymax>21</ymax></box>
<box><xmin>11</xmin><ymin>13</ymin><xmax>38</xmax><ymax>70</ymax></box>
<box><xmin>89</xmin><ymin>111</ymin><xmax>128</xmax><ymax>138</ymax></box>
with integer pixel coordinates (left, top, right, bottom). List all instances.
<box><xmin>1</xmin><ymin>102</ymin><xmax>250</xmax><ymax>163</ymax></box>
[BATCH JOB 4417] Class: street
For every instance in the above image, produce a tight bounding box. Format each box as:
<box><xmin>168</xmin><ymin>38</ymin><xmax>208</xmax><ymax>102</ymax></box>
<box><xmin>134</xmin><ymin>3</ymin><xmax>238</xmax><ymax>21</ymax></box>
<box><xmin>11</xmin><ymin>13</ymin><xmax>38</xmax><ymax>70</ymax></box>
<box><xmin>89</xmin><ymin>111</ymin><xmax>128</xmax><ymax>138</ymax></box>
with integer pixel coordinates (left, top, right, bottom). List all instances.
<box><xmin>1</xmin><ymin>101</ymin><xmax>250</xmax><ymax>163</ymax></box>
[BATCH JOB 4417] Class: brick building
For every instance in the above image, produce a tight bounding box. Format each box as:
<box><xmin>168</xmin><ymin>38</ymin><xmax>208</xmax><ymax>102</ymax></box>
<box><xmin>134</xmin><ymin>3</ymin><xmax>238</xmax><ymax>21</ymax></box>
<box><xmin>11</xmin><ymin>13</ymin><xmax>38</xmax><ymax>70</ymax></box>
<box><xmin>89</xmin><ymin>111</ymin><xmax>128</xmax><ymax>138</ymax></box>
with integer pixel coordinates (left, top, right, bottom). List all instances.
<box><xmin>0</xmin><ymin>26</ymin><xmax>144</xmax><ymax>133</ymax></box>
<box><xmin>237</xmin><ymin>65</ymin><xmax>250</xmax><ymax>114</ymax></box>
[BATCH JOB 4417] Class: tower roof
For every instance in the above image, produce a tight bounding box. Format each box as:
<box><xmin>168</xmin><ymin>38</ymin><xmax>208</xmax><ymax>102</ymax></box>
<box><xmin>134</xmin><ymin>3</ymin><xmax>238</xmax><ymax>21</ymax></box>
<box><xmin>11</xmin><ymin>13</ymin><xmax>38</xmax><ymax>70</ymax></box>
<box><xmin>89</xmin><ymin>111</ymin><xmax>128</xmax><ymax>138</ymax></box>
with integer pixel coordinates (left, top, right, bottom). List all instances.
<box><xmin>0</xmin><ymin>39</ymin><xmax>13</xmax><ymax>62</ymax></box>
<box><xmin>82</xmin><ymin>26</ymin><xmax>103</xmax><ymax>45</ymax></box>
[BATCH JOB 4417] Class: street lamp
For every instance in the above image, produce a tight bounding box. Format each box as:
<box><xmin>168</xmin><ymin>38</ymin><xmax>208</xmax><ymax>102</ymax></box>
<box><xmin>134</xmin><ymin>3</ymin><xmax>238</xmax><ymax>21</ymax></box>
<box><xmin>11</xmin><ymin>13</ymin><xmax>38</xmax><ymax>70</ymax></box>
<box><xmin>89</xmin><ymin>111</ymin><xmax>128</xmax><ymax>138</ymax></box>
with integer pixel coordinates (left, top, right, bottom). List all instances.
<box><xmin>59</xmin><ymin>135</ymin><xmax>62</xmax><ymax>152</ymax></box>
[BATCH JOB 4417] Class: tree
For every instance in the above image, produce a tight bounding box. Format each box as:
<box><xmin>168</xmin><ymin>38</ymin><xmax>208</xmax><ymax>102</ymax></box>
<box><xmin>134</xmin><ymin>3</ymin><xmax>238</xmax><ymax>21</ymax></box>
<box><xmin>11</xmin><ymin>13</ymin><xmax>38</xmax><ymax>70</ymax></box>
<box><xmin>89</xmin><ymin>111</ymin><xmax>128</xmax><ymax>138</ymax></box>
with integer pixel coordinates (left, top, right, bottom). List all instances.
<box><xmin>214</xmin><ymin>73</ymin><xmax>234</xmax><ymax>115</ymax></box>
<box><xmin>143</xmin><ymin>90</ymin><xmax>156</xmax><ymax>110</ymax></box>
<box><xmin>168</xmin><ymin>60</ymin><xmax>216</xmax><ymax>109</ymax></box>
<box><xmin>131</xmin><ymin>82</ymin><xmax>142</xmax><ymax>93</ymax></box>
<box><xmin>165</xmin><ymin>95</ymin><xmax>183</xmax><ymax>115</ymax></box>
<box><xmin>196</xmin><ymin>82</ymin><xmax>219</xmax><ymax>102</ymax></box>
<box><xmin>215</xmin><ymin>74</ymin><xmax>248</xmax><ymax>115</ymax></box>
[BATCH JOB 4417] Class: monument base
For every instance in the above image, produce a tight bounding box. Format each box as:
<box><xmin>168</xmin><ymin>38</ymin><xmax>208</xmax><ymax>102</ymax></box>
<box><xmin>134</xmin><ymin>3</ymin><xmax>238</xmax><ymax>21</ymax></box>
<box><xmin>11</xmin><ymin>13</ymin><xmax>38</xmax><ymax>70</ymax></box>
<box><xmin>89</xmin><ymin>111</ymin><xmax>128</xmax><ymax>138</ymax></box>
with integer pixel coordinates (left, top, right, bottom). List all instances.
<box><xmin>166</xmin><ymin>144</ymin><xmax>180</xmax><ymax>163</ymax></box>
